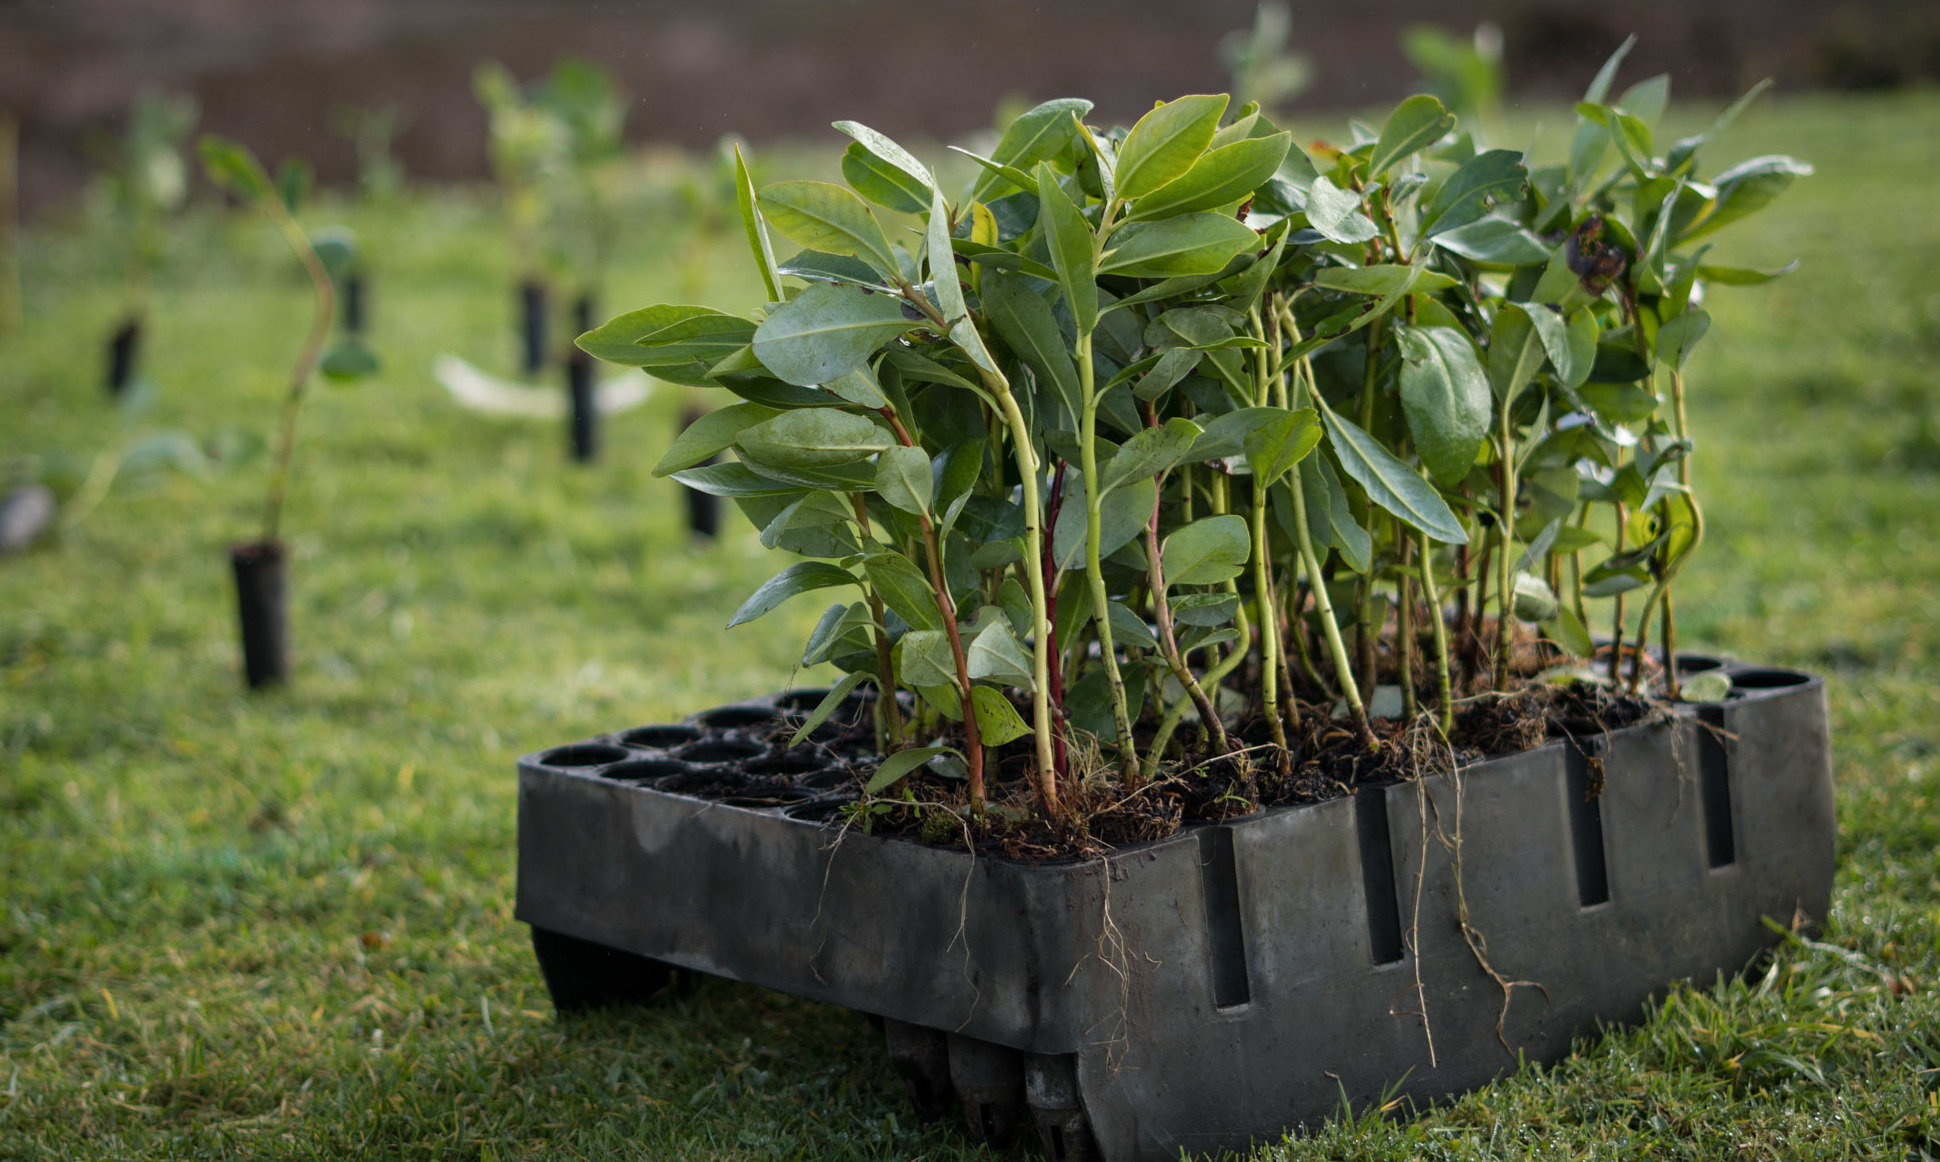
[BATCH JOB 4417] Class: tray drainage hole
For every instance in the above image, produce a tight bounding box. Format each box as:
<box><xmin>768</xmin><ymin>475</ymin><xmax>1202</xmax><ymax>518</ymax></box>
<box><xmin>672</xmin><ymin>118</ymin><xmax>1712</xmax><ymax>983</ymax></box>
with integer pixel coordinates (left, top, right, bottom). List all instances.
<box><xmin>1353</xmin><ymin>790</ymin><xmax>1405</xmax><ymax>965</ymax></box>
<box><xmin>1049</xmin><ymin>1125</ymin><xmax>1066</xmax><ymax>1160</ymax></box>
<box><xmin>619</xmin><ymin>724</ymin><xmax>700</xmax><ymax>749</ymax></box>
<box><xmin>1676</xmin><ymin>654</ymin><xmax>1727</xmax><ymax>673</ymax></box>
<box><xmin>679</xmin><ymin>739</ymin><xmax>766</xmax><ymax>765</ymax></box>
<box><xmin>772</xmin><ymin>689</ymin><xmax>833</xmax><ymax>712</ymax></box>
<box><xmin>745</xmin><ymin>753</ymin><xmax>833</xmax><ymax>779</ymax></box>
<box><xmin>784</xmin><ymin>798</ymin><xmax>852</xmax><ymax>823</ymax></box>
<box><xmin>694</xmin><ymin>706</ymin><xmax>784</xmax><ymax>730</ymax></box>
<box><xmin>540</xmin><ymin>743</ymin><xmax>629</xmax><ymax>768</ymax></box>
<box><xmin>1730</xmin><ymin>668</ymin><xmax>1812</xmax><ymax>690</ymax></box>
<box><xmin>602</xmin><ymin>760</ymin><xmax>689</xmax><ymax>784</ymax></box>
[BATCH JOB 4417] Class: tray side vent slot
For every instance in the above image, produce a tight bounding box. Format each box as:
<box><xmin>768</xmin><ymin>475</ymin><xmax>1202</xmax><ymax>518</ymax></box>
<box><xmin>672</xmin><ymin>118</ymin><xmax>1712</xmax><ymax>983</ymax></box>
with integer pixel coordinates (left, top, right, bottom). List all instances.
<box><xmin>1564</xmin><ymin>743</ymin><xmax>1612</xmax><ymax>906</ymax></box>
<box><xmin>1198</xmin><ymin>826</ymin><xmax>1251</xmax><ymax>1008</ymax></box>
<box><xmin>1354</xmin><ymin>789</ymin><xmax>1405</xmax><ymax>965</ymax></box>
<box><xmin>1697</xmin><ymin>707</ymin><xmax>1737</xmax><ymax>867</ymax></box>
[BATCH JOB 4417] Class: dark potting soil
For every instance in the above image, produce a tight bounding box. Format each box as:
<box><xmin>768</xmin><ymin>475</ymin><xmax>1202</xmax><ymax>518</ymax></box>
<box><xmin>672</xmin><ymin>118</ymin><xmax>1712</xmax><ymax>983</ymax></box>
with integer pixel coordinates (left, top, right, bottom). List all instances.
<box><xmin>604</xmin><ymin>680</ymin><xmax>1659</xmax><ymax>864</ymax></box>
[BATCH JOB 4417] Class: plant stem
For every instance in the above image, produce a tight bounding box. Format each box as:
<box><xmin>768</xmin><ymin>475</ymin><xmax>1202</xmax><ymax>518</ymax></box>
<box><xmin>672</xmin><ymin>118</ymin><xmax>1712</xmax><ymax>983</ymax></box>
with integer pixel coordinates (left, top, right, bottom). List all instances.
<box><xmin>1609</xmin><ymin>502</ymin><xmax>1628</xmax><ymax>684</ymax></box>
<box><xmin>918</xmin><ymin>513</ymin><xmax>983</xmax><ymax>810</ymax></box>
<box><xmin>1290</xmin><ymin>449</ymin><xmax>1374</xmax><ymax>749</ymax></box>
<box><xmin>1662</xmin><ymin>367</ymin><xmax>1696</xmax><ymax>699</ymax></box>
<box><xmin>258</xmin><ymin>199</ymin><xmax>335</xmax><ymax>548</ymax></box>
<box><xmin>1140</xmin><ymin>479</ymin><xmax>1229</xmax><ymax>782</ymax></box>
<box><xmin>1493</xmin><ymin>396</ymin><xmax>1518</xmax><ymax>690</ymax></box>
<box><xmin>847</xmin><ymin>493</ymin><xmax>904</xmax><ymax>752</ymax></box>
<box><xmin>984</xmin><ymin>374</ymin><xmax>1061</xmax><ymax>817</ymax></box>
<box><xmin>1398</xmin><ymin>532</ymin><xmax>1417</xmax><ymax>720</ymax></box>
<box><xmin>1420</xmin><ymin>529</ymin><xmax>1454</xmax><ymax>737</ymax></box>
<box><xmin>1042</xmin><ymin>459</ymin><xmax>1070</xmax><ymax>788</ymax></box>
<box><xmin>1077</xmin><ymin>331</ymin><xmax>1140</xmax><ymax>780</ymax></box>
<box><xmin>1355</xmin><ymin>316</ymin><xmax>1385</xmax><ymax>698</ymax></box>
<box><xmin>1249</xmin><ymin>306</ymin><xmax>1288</xmax><ymax>759</ymax></box>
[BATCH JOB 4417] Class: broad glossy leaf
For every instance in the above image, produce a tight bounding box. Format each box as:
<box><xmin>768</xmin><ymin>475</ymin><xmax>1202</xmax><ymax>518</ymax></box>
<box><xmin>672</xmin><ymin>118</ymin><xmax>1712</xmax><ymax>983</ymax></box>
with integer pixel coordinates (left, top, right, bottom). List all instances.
<box><xmin>1134</xmin><ymin>347</ymin><xmax>1202</xmax><ymax>400</ymax></box>
<box><xmin>761</xmin><ymin>490</ymin><xmax>860</xmax><ymax>557</ymax></box>
<box><xmin>319</xmin><ymin>341</ymin><xmax>378</xmax><ymax>382</ymax></box>
<box><xmin>841</xmin><ymin>143</ymin><xmax>929</xmax><ymax>213</ymax></box>
<box><xmin>1313</xmin><ymin>265</ymin><xmax>1458</xmax><ymax>296</ymax></box>
<box><xmin>1114</xmin><ymin>94</ymin><xmax>1228</xmax><ymax>200</ymax></box>
<box><xmin>577</xmin><ymin>305</ymin><xmax>756</xmax><ymax>386</ymax></box>
<box><xmin>1432</xmin><ymin>217</ymin><xmax>1548</xmax><ymax>264</ymax></box>
<box><xmin>1680</xmin><ymin>155</ymin><xmax>1813</xmax><ymax>242</ymax></box>
<box><xmin>927</xmin><ymin>185</ymin><xmax>997</xmax><ymax>373</ymax></box>
<box><xmin>951</xmin><ymin>146</ymin><xmax>1040</xmax><ymax>199</ymax></box>
<box><xmin>824</xmin><ymin>365</ymin><xmax>888</xmax><ymax>408</ymax></box>
<box><xmin>1655</xmin><ymin>307</ymin><xmax>1710</xmax><ymax>370</ymax></box>
<box><xmin>863</xmin><ymin>551</ymin><xmax>943</xmax><ymax>632</ymax></box>
<box><xmin>1320</xmin><ymin>404</ymin><xmax>1468</xmax><ymax>544</ymax></box>
<box><xmin>1615</xmin><ymin>73</ymin><xmax>1670</xmax><ymax>126</ymax></box>
<box><xmin>1512</xmin><ymin>572</ymin><xmax>1560</xmax><ymax>622</ymax></box>
<box><xmin>966</xmin><ymin>620</ymin><xmax>1034</xmax><ymax>687</ymax></box>
<box><xmin>198</xmin><ymin>136</ymin><xmax>272</xmax><ymax>203</ymax></box>
<box><xmin>1127</xmin><ymin>132</ymin><xmax>1291</xmax><ymax>220</ymax></box>
<box><xmin>865</xmin><ymin>746</ymin><xmax>953</xmax><ymax>794</ymax></box>
<box><xmin>1188</xmin><ymin>406</ymin><xmax>1285</xmax><ymax>461</ymax></box>
<box><xmin>719</xmin><ymin>377</ymin><xmax>843</xmax><ymax>411</ymax></box>
<box><xmin>982</xmin><ymin>271</ymin><xmax>1082</xmax><ymax>417</ymax></box>
<box><xmin>875</xmin><ymin>444</ymin><xmax>933</xmax><ymax>515</ymax></box>
<box><xmin>833</xmin><ymin>120</ymin><xmax>932</xmax><ymax>190</ymax></box>
<box><xmin>775</xmin><ymin>249</ymin><xmax>892</xmax><ymax>290</ymax></box>
<box><xmin>735</xmin><ymin>408</ymin><xmax>892</xmax><ymax>469</ymax></box>
<box><xmin>1100</xmin><ymin>417</ymin><xmax>1203</xmax><ymax>494</ymax></box>
<box><xmin>1368</xmin><ymin>94</ymin><xmax>1455</xmax><ymax>178</ymax></box>
<box><xmin>1521</xmin><ymin>304</ymin><xmax>1584</xmax><ymax>384</ymax></box>
<box><xmin>1298</xmin><ymin>453</ymin><xmax>1372</xmax><ymax>572</ymax></box>
<box><xmin>1487</xmin><ymin>304</ymin><xmax>1545</xmax><ymax>402</ymax></box>
<box><xmin>1304</xmin><ymin>176</ymin><xmax>1379</xmax><ymax>244</ymax></box>
<box><xmin>1696</xmin><ymin>260</ymin><xmax>1798</xmax><ymax>286</ymax></box>
<box><xmin>759</xmin><ymin>180</ymin><xmax>899</xmax><ymax>277</ymax></box>
<box><xmin>1243</xmin><ymin>408</ymin><xmax>1323</xmax><ymax>486</ymax></box>
<box><xmin>652</xmin><ymin>402</ymin><xmax>779</xmax><ymax>476</ymax></box>
<box><xmin>1171</xmin><ymin>591</ymin><xmax>1239</xmax><ymax>627</ymax></box>
<box><xmin>1052</xmin><ymin>476</ymin><xmax>1155</xmax><ymax>571</ymax></box>
<box><xmin>751</xmin><ymin>283</ymin><xmax>918</xmax><ymax>386</ymax></box>
<box><xmin>1098</xmin><ymin>213</ymin><xmax>1259</xmax><ymax>279</ymax></box>
<box><xmin>970</xmin><ymin>97</ymin><xmax>1092</xmax><ymax>201</ymax></box>
<box><xmin>1583</xmin><ymin>35</ymin><xmax>1637</xmax><ymax>104</ymax></box>
<box><xmin>897</xmin><ymin>629</ymin><xmax>957</xmax><ymax>689</ymax></box>
<box><xmin>1396</xmin><ymin>326</ymin><xmax>1489</xmax><ymax>488</ymax></box>
<box><xmin>670</xmin><ymin>460</ymin><xmax>799</xmax><ymax>497</ymax></box>
<box><xmin>733</xmin><ymin>145</ymin><xmax>783</xmax><ymax>301</ymax></box>
<box><xmin>1421</xmin><ymin>149</ymin><xmax>1529</xmax><ymax>236</ymax></box>
<box><xmin>971</xmin><ymin>688</ymin><xmax>1032</xmax><ymax>745</ymax></box>
<box><xmin>727</xmin><ymin>561</ymin><xmax>857</xmax><ymax>628</ymax></box>
<box><xmin>1036</xmin><ymin>162</ymin><xmax>1098</xmax><ymax>334</ymax></box>
<box><xmin>1161</xmin><ymin>514</ymin><xmax>1250</xmax><ymax>587</ymax></box>
<box><xmin>1563</xmin><ymin>308</ymin><xmax>1599</xmax><ymax>388</ymax></box>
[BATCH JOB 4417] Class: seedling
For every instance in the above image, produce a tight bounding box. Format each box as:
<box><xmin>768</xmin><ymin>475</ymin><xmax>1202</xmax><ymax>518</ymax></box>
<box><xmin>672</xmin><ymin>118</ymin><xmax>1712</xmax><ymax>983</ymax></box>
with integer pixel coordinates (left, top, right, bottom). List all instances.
<box><xmin>583</xmin><ymin>41</ymin><xmax>1806</xmax><ymax>827</ymax></box>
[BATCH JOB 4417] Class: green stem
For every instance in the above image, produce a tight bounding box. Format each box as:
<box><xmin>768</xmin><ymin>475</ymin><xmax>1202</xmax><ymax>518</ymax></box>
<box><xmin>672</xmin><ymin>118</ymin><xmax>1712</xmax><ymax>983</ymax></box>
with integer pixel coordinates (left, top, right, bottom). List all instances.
<box><xmin>1290</xmin><ymin>451</ymin><xmax>1374</xmax><ymax>749</ymax></box>
<box><xmin>847</xmin><ymin>494</ymin><xmax>904</xmax><ymax>752</ymax></box>
<box><xmin>1493</xmin><ymin>391</ymin><xmax>1518</xmax><ymax>690</ymax></box>
<box><xmin>258</xmin><ymin>198</ymin><xmax>335</xmax><ymax>548</ymax></box>
<box><xmin>1419</xmin><ymin>529</ymin><xmax>1455</xmax><ymax>737</ymax></box>
<box><xmin>1077</xmin><ymin>331</ymin><xmax>1140</xmax><ymax>780</ymax></box>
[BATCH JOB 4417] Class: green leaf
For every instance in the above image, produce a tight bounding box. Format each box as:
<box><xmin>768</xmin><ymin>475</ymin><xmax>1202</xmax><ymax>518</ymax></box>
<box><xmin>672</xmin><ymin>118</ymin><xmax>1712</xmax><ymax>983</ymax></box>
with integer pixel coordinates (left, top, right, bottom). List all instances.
<box><xmin>1052</xmin><ymin>477</ymin><xmax>1155</xmax><ymax>571</ymax></box>
<box><xmin>897</xmin><ymin>629</ymin><xmax>957</xmax><ymax>688</ymax></box>
<box><xmin>1615</xmin><ymin>73</ymin><xmax>1670</xmax><ymax>126</ymax></box>
<box><xmin>733</xmin><ymin>145</ymin><xmax>783</xmax><ymax>302</ymax></box>
<box><xmin>865</xmin><ymin>746</ymin><xmax>953</xmax><ymax>795</ymax></box>
<box><xmin>1036</xmin><ymin>162</ymin><xmax>1098</xmax><ymax>335</ymax></box>
<box><xmin>727</xmin><ymin>562</ymin><xmax>857</xmax><ymax>628</ymax></box>
<box><xmin>1171</xmin><ymin>592</ymin><xmax>1239</xmax><ymax>627</ymax></box>
<box><xmin>1396</xmin><ymin>326</ymin><xmax>1489</xmax><ymax>489</ymax></box>
<box><xmin>1655</xmin><ymin>307</ymin><xmax>1710</xmax><ymax>370</ymax></box>
<box><xmin>198</xmin><ymin>136</ymin><xmax>272</xmax><ymax>203</ymax></box>
<box><xmin>577</xmin><ymin>305</ymin><xmax>757</xmax><ymax>387</ymax></box>
<box><xmin>841</xmin><ymin>143</ymin><xmax>929</xmax><ymax>213</ymax></box>
<box><xmin>1544</xmin><ymin>605</ymin><xmax>1596</xmax><ymax>660</ymax></box>
<box><xmin>1100</xmin><ymin>417</ymin><xmax>1204</xmax><ymax>494</ymax></box>
<box><xmin>1319</xmin><ymin>403</ymin><xmax>1468</xmax><ymax>544</ymax></box>
<box><xmin>775</xmin><ymin>249</ymin><xmax>892</xmax><ymax>290</ymax></box>
<box><xmin>823</xmin><ymin>365</ymin><xmax>888</xmax><ymax>408</ymax></box>
<box><xmin>982</xmin><ymin>271</ymin><xmax>1082</xmax><ymax>417</ymax></box>
<box><xmin>1126</xmin><ymin>132</ymin><xmax>1291</xmax><ymax>221</ymax></box>
<box><xmin>1114</xmin><ymin>94</ymin><xmax>1228</xmax><ymax>201</ymax></box>
<box><xmin>1563</xmin><ymin>308</ymin><xmax>1599</xmax><ymax>388</ymax></box>
<box><xmin>1487</xmin><ymin>304</ymin><xmax>1545</xmax><ymax>402</ymax></box>
<box><xmin>1298</xmin><ymin>453</ymin><xmax>1371</xmax><ymax>572</ymax></box>
<box><xmin>758</xmin><ymin>181</ymin><xmax>900</xmax><ymax>277</ymax></box>
<box><xmin>1242</xmin><ymin>408</ymin><xmax>1323</xmax><ymax>486</ymax></box>
<box><xmin>970</xmin><ymin>97</ymin><xmax>1092</xmax><ymax>201</ymax></box>
<box><xmin>875</xmin><ymin>445</ymin><xmax>933</xmax><ymax>515</ymax></box>
<box><xmin>1521</xmin><ymin>304</ymin><xmax>1581</xmax><ymax>384</ymax></box>
<box><xmin>950</xmin><ymin>147</ymin><xmax>1040</xmax><ymax>200</ymax></box>
<box><xmin>1304</xmin><ymin>176</ymin><xmax>1378</xmax><ymax>244</ymax></box>
<box><xmin>1161</xmin><ymin>514</ymin><xmax>1250</xmax><ymax>587</ymax></box>
<box><xmin>862</xmin><ymin>552</ymin><xmax>942</xmax><ymax>632</ymax></box>
<box><xmin>1187</xmin><ymin>406</ymin><xmax>1286</xmax><ymax>461</ymax></box>
<box><xmin>926</xmin><ymin>185</ymin><xmax>997</xmax><ymax>373</ymax></box>
<box><xmin>1313</xmin><ymin>265</ymin><xmax>1458</xmax><ymax>296</ymax></box>
<box><xmin>652</xmin><ymin>402</ymin><xmax>779</xmax><ymax>476</ymax></box>
<box><xmin>735</xmin><ymin>408</ymin><xmax>893</xmax><ymax>469</ymax></box>
<box><xmin>833</xmin><ymin>120</ymin><xmax>932</xmax><ymax>194</ymax></box>
<box><xmin>1696</xmin><ymin>260</ymin><xmax>1798</xmax><ymax>286</ymax></box>
<box><xmin>1680</xmin><ymin>155</ymin><xmax>1813</xmax><ymax>242</ymax></box>
<box><xmin>1680</xmin><ymin>669</ymin><xmax>1732</xmax><ymax>703</ymax></box>
<box><xmin>750</xmin><ymin>283</ymin><xmax>918</xmax><ymax>387</ymax></box>
<box><xmin>1583</xmin><ymin>35</ymin><xmax>1637</xmax><ymax>104</ymax></box>
<box><xmin>1098</xmin><ymin>213</ymin><xmax>1260</xmax><ymax>279</ymax></box>
<box><xmin>761</xmin><ymin>491</ymin><xmax>860</xmax><ymax>558</ymax></box>
<box><xmin>1421</xmin><ymin>149</ymin><xmax>1529</xmax><ymax>236</ymax></box>
<box><xmin>966</xmin><ymin>620</ymin><xmax>1034</xmax><ymax>688</ymax></box>
<box><xmin>1432</xmin><ymin>217</ymin><xmax>1549</xmax><ymax>265</ymax></box>
<box><xmin>670</xmin><ymin>461</ymin><xmax>799</xmax><ymax>497</ymax></box>
<box><xmin>1368</xmin><ymin>94</ymin><xmax>1455</xmax><ymax>178</ymax></box>
<box><xmin>787</xmin><ymin>672</ymin><xmax>870</xmax><ymax>746</ymax></box>
<box><xmin>971</xmin><ymin>688</ymin><xmax>1032</xmax><ymax>746</ymax></box>
<box><xmin>1106</xmin><ymin>601</ymin><xmax>1158</xmax><ymax>652</ymax></box>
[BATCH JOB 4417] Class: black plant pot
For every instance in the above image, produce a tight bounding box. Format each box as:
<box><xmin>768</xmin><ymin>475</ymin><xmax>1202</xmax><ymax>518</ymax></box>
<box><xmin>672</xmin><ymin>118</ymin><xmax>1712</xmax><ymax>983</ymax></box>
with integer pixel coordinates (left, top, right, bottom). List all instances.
<box><xmin>106</xmin><ymin>316</ymin><xmax>142</xmax><ymax>396</ymax></box>
<box><xmin>342</xmin><ymin>272</ymin><xmax>367</xmax><ymax>337</ymax></box>
<box><xmin>567</xmin><ymin>295</ymin><xmax>597</xmax><ymax>463</ymax></box>
<box><xmin>518</xmin><ymin>279</ymin><xmax>548</xmax><ymax>377</ymax></box>
<box><xmin>516</xmin><ymin>659</ymin><xmax>1835</xmax><ymax>1160</ymax></box>
<box><xmin>679</xmin><ymin>407</ymin><xmax>719</xmax><ymax>539</ymax></box>
<box><xmin>230</xmin><ymin>541</ymin><xmax>288</xmax><ymax>689</ymax></box>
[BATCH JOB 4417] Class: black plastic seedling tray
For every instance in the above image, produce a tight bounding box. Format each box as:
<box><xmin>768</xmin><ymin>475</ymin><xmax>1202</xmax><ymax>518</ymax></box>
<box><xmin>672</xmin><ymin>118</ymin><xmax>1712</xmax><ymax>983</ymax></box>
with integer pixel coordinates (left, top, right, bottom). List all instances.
<box><xmin>515</xmin><ymin>658</ymin><xmax>1834</xmax><ymax>1161</ymax></box>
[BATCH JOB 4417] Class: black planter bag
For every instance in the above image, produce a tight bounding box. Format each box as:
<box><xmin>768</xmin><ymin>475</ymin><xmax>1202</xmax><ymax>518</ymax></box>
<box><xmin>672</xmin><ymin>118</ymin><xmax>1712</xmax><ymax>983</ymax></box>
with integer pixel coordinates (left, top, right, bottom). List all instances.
<box><xmin>230</xmin><ymin>541</ymin><xmax>288</xmax><ymax>689</ymax></box>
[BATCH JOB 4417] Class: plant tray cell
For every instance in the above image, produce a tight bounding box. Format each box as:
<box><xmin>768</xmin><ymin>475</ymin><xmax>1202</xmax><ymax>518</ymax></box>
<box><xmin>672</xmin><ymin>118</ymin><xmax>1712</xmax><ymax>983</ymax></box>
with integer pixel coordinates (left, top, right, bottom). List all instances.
<box><xmin>515</xmin><ymin>662</ymin><xmax>1833</xmax><ymax>1161</ymax></box>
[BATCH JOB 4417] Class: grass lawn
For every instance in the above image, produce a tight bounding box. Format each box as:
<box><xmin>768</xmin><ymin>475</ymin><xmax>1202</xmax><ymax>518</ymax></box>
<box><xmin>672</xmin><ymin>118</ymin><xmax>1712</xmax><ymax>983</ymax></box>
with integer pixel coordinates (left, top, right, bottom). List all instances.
<box><xmin>3</xmin><ymin>92</ymin><xmax>1938</xmax><ymax>1159</ymax></box>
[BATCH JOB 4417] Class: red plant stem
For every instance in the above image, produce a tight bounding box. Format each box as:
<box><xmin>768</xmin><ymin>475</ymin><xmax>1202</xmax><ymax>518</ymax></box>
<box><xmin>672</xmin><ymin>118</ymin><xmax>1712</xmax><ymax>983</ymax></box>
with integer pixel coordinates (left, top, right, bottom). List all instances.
<box><xmin>1042</xmin><ymin>459</ymin><xmax>1070</xmax><ymax>790</ymax></box>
